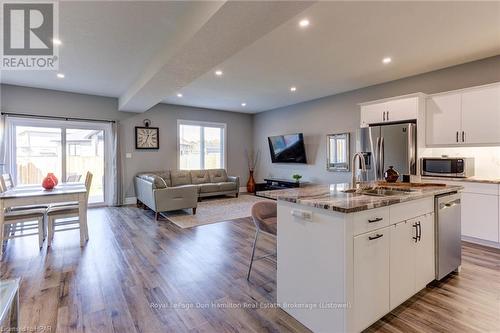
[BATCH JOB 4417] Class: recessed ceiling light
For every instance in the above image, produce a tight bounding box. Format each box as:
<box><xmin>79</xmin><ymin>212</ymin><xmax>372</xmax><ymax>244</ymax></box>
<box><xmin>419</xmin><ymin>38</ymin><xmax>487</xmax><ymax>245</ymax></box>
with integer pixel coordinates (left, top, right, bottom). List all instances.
<box><xmin>382</xmin><ymin>57</ymin><xmax>392</xmax><ymax>64</ymax></box>
<box><xmin>56</xmin><ymin>73</ymin><xmax>65</xmax><ymax>78</ymax></box>
<box><xmin>52</xmin><ymin>38</ymin><xmax>62</xmax><ymax>46</ymax></box>
<box><xmin>241</xmin><ymin>102</ymin><xmax>247</xmax><ymax>107</ymax></box>
<box><xmin>290</xmin><ymin>86</ymin><xmax>297</xmax><ymax>92</ymax></box>
<box><xmin>176</xmin><ymin>93</ymin><xmax>183</xmax><ymax>98</ymax></box>
<box><xmin>215</xmin><ymin>70</ymin><xmax>223</xmax><ymax>76</ymax></box>
<box><xmin>299</xmin><ymin>19</ymin><xmax>310</xmax><ymax>28</ymax></box>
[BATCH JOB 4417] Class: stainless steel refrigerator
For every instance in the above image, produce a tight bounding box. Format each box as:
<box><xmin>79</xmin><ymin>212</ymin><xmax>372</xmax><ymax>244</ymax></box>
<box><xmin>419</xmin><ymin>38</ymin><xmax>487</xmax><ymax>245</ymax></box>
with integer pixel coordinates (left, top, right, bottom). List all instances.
<box><xmin>356</xmin><ymin>123</ymin><xmax>417</xmax><ymax>181</ymax></box>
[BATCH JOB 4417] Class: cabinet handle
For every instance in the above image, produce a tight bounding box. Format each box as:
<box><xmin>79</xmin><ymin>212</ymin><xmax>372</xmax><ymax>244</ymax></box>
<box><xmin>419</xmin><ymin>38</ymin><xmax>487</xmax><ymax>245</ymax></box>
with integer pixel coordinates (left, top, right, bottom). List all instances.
<box><xmin>417</xmin><ymin>221</ymin><xmax>422</xmax><ymax>241</ymax></box>
<box><xmin>412</xmin><ymin>223</ymin><xmax>418</xmax><ymax>242</ymax></box>
<box><xmin>462</xmin><ymin>131</ymin><xmax>465</xmax><ymax>142</ymax></box>
<box><xmin>368</xmin><ymin>217</ymin><xmax>383</xmax><ymax>223</ymax></box>
<box><xmin>387</xmin><ymin>111</ymin><xmax>389</xmax><ymax>121</ymax></box>
<box><xmin>368</xmin><ymin>233</ymin><xmax>383</xmax><ymax>240</ymax></box>
<box><xmin>456</xmin><ymin>131</ymin><xmax>459</xmax><ymax>143</ymax></box>
<box><xmin>383</xmin><ymin>111</ymin><xmax>386</xmax><ymax>122</ymax></box>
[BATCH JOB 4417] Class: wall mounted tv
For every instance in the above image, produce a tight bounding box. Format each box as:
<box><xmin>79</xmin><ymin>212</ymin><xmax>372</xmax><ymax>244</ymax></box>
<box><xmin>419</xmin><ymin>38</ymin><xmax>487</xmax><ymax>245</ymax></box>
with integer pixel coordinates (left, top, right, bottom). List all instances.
<box><xmin>268</xmin><ymin>133</ymin><xmax>307</xmax><ymax>163</ymax></box>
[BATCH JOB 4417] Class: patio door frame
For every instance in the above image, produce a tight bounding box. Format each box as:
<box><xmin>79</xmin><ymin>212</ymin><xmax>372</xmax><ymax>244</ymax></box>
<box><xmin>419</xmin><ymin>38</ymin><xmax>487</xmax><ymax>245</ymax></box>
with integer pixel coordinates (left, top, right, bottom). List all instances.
<box><xmin>6</xmin><ymin>117</ymin><xmax>111</xmax><ymax>206</ymax></box>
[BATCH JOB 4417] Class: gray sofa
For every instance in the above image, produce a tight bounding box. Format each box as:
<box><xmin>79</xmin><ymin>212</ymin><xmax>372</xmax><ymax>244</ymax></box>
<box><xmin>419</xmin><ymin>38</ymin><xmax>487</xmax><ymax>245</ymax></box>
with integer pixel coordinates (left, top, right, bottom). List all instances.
<box><xmin>135</xmin><ymin>169</ymin><xmax>240</xmax><ymax>220</ymax></box>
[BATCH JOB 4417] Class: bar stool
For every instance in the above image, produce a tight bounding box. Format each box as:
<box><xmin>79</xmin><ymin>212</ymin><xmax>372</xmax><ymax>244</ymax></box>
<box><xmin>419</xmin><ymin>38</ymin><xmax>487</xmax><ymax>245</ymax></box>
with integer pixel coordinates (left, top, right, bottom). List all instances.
<box><xmin>247</xmin><ymin>201</ymin><xmax>277</xmax><ymax>281</ymax></box>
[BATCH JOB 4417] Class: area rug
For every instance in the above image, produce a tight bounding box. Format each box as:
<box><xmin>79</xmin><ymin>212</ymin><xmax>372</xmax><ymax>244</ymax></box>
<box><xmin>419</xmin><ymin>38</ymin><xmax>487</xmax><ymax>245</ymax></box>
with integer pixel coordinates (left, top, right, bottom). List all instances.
<box><xmin>163</xmin><ymin>194</ymin><xmax>272</xmax><ymax>229</ymax></box>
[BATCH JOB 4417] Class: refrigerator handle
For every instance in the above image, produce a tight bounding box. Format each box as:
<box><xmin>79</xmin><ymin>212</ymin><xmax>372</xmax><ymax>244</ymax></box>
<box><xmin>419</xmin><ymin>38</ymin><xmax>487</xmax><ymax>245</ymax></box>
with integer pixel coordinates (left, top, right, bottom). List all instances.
<box><xmin>380</xmin><ymin>137</ymin><xmax>385</xmax><ymax>179</ymax></box>
<box><xmin>375</xmin><ymin>137</ymin><xmax>381</xmax><ymax>179</ymax></box>
<box><xmin>408</xmin><ymin>124</ymin><xmax>416</xmax><ymax>174</ymax></box>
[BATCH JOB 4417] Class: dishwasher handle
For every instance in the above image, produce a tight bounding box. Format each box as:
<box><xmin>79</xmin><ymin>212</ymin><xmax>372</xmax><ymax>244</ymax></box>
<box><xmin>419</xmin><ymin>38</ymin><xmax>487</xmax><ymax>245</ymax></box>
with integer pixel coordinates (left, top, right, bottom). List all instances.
<box><xmin>439</xmin><ymin>199</ymin><xmax>461</xmax><ymax>210</ymax></box>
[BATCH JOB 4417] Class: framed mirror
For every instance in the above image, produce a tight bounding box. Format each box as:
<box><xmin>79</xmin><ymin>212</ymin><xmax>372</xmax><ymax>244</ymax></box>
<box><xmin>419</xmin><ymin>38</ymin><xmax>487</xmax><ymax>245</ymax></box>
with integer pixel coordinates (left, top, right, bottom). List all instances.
<box><xmin>327</xmin><ymin>133</ymin><xmax>350</xmax><ymax>171</ymax></box>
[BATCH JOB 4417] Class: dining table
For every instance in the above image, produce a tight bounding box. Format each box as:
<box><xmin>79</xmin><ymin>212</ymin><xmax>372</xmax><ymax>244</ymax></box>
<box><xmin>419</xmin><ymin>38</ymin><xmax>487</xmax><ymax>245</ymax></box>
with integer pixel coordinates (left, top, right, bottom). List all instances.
<box><xmin>0</xmin><ymin>183</ymin><xmax>88</xmax><ymax>255</ymax></box>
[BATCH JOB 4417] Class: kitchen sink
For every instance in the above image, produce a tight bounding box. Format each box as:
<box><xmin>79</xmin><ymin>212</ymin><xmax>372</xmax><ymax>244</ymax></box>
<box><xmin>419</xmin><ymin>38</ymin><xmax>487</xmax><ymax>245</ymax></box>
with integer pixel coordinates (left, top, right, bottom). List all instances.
<box><xmin>360</xmin><ymin>188</ymin><xmax>408</xmax><ymax>196</ymax></box>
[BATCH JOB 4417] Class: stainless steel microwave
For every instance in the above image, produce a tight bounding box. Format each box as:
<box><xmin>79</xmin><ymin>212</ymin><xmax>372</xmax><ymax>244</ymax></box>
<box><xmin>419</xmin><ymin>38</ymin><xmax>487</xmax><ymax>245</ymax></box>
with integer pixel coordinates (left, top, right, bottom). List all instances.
<box><xmin>421</xmin><ymin>157</ymin><xmax>475</xmax><ymax>178</ymax></box>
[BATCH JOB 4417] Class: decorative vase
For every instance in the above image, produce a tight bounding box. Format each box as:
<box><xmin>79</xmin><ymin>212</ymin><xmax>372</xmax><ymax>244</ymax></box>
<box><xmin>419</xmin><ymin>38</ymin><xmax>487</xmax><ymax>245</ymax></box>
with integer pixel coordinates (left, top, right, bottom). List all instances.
<box><xmin>247</xmin><ymin>170</ymin><xmax>256</xmax><ymax>193</ymax></box>
<box><xmin>42</xmin><ymin>175</ymin><xmax>56</xmax><ymax>190</ymax></box>
<box><xmin>384</xmin><ymin>166</ymin><xmax>400</xmax><ymax>183</ymax></box>
<box><xmin>47</xmin><ymin>173</ymin><xmax>58</xmax><ymax>186</ymax></box>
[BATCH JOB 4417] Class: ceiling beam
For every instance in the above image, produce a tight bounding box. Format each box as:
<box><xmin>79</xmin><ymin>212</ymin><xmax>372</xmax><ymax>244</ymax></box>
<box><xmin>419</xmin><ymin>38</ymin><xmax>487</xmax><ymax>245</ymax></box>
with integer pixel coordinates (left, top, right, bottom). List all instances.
<box><xmin>118</xmin><ymin>1</ymin><xmax>314</xmax><ymax>112</ymax></box>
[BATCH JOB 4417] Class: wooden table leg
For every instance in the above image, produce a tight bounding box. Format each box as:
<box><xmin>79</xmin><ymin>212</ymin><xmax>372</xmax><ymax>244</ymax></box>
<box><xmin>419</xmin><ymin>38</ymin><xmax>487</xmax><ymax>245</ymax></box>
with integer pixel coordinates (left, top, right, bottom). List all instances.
<box><xmin>78</xmin><ymin>193</ymin><xmax>88</xmax><ymax>246</ymax></box>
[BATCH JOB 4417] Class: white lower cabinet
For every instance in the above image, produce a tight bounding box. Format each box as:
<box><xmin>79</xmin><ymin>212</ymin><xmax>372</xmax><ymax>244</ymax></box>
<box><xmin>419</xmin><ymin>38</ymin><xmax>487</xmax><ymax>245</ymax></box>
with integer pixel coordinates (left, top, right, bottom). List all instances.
<box><xmin>415</xmin><ymin>213</ymin><xmax>435</xmax><ymax>290</ymax></box>
<box><xmin>390</xmin><ymin>213</ymin><xmax>435</xmax><ymax>310</ymax></box>
<box><xmin>353</xmin><ymin>226</ymin><xmax>390</xmax><ymax>332</ymax></box>
<box><xmin>462</xmin><ymin>192</ymin><xmax>499</xmax><ymax>242</ymax></box>
<box><xmin>390</xmin><ymin>220</ymin><xmax>416</xmax><ymax>309</ymax></box>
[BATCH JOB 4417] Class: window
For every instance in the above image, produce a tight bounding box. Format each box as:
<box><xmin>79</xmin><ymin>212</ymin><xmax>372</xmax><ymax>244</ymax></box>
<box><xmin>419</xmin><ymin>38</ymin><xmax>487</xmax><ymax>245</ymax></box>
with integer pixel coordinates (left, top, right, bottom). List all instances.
<box><xmin>178</xmin><ymin>120</ymin><xmax>226</xmax><ymax>170</ymax></box>
<box><xmin>9</xmin><ymin>118</ymin><xmax>109</xmax><ymax>204</ymax></box>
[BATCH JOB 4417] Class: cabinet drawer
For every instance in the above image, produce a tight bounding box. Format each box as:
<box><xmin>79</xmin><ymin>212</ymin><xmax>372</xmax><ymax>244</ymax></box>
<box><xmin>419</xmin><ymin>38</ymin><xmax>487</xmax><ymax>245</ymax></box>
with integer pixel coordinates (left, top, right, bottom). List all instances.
<box><xmin>352</xmin><ymin>207</ymin><xmax>390</xmax><ymax>236</ymax></box>
<box><xmin>390</xmin><ymin>198</ymin><xmax>434</xmax><ymax>224</ymax></box>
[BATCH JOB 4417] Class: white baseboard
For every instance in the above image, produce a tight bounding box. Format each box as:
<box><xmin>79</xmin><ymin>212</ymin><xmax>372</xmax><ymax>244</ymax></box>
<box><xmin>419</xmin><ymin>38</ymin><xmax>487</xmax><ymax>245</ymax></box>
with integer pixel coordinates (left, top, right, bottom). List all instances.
<box><xmin>462</xmin><ymin>236</ymin><xmax>500</xmax><ymax>249</ymax></box>
<box><xmin>239</xmin><ymin>187</ymin><xmax>247</xmax><ymax>193</ymax></box>
<box><xmin>124</xmin><ymin>196</ymin><xmax>137</xmax><ymax>205</ymax></box>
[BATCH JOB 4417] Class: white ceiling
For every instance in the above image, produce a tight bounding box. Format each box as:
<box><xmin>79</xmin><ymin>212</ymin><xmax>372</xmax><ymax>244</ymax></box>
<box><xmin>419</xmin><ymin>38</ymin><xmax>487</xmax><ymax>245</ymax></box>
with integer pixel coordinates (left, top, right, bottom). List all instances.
<box><xmin>2</xmin><ymin>1</ymin><xmax>500</xmax><ymax>114</ymax></box>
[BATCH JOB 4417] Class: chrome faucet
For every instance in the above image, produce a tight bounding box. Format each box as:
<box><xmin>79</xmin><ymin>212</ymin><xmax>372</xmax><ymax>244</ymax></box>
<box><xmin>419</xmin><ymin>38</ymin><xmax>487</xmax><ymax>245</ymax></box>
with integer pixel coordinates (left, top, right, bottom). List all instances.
<box><xmin>352</xmin><ymin>152</ymin><xmax>367</xmax><ymax>189</ymax></box>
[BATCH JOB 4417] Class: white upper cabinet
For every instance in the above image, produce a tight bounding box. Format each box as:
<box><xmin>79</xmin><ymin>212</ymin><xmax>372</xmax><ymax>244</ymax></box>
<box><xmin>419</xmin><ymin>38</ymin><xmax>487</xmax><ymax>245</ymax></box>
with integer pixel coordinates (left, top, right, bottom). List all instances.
<box><xmin>426</xmin><ymin>93</ymin><xmax>462</xmax><ymax>145</ymax></box>
<box><xmin>461</xmin><ymin>85</ymin><xmax>500</xmax><ymax>144</ymax></box>
<box><xmin>426</xmin><ymin>83</ymin><xmax>500</xmax><ymax>146</ymax></box>
<box><xmin>360</xmin><ymin>95</ymin><xmax>421</xmax><ymax>127</ymax></box>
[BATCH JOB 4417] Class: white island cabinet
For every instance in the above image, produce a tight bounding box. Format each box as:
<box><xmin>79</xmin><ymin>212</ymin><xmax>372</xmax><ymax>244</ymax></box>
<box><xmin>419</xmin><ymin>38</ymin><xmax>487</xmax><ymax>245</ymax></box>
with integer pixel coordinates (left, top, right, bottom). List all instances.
<box><xmin>277</xmin><ymin>197</ymin><xmax>436</xmax><ymax>333</ymax></box>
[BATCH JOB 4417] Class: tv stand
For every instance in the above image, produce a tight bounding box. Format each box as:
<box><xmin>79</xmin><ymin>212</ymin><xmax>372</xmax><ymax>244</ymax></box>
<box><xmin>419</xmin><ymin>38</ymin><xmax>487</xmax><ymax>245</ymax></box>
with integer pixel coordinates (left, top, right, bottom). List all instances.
<box><xmin>262</xmin><ymin>178</ymin><xmax>307</xmax><ymax>190</ymax></box>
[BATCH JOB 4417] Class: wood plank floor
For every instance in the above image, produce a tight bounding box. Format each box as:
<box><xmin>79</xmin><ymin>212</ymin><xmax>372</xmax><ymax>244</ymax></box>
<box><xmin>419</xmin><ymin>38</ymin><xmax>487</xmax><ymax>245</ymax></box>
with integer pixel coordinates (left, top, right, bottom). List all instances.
<box><xmin>1</xmin><ymin>205</ymin><xmax>499</xmax><ymax>333</ymax></box>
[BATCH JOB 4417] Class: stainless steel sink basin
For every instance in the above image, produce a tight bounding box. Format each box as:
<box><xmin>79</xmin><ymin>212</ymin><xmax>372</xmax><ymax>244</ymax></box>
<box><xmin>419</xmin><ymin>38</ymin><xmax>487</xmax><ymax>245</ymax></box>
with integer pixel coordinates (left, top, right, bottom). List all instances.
<box><xmin>360</xmin><ymin>188</ymin><xmax>407</xmax><ymax>196</ymax></box>
<box><xmin>342</xmin><ymin>189</ymin><xmax>358</xmax><ymax>194</ymax></box>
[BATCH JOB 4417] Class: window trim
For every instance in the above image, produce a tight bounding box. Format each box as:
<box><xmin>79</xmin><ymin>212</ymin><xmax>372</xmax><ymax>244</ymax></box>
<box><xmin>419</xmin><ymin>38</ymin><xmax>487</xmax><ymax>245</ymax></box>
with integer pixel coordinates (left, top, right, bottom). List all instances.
<box><xmin>177</xmin><ymin>119</ymin><xmax>227</xmax><ymax>170</ymax></box>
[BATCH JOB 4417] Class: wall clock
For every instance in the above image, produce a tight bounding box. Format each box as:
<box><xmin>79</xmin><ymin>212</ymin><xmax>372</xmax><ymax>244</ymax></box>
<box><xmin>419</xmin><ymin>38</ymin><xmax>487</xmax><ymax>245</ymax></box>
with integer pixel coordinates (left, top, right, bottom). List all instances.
<box><xmin>135</xmin><ymin>119</ymin><xmax>159</xmax><ymax>149</ymax></box>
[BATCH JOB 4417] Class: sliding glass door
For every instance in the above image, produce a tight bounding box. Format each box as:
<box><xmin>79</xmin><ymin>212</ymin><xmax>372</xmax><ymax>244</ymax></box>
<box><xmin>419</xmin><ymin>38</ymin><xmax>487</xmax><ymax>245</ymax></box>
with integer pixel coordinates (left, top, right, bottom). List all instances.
<box><xmin>11</xmin><ymin>118</ymin><xmax>107</xmax><ymax>204</ymax></box>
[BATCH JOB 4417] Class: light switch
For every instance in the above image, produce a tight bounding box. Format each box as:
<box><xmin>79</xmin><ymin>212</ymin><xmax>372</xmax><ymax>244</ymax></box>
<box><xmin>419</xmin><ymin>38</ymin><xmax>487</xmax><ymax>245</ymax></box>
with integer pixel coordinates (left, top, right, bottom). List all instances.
<box><xmin>126</xmin><ymin>153</ymin><xmax>132</xmax><ymax>159</ymax></box>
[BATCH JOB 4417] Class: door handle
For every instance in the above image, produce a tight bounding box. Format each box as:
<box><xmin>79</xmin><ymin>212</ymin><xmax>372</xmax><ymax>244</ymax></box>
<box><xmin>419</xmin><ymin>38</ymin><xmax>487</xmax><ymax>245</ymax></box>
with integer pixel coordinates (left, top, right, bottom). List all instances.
<box><xmin>369</xmin><ymin>233</ymin><xmax>383</xmax><ymax>240</ymax></box>
<box><xmin>456</xmin><ymin>131</ymin><xmax>459</xmax><ymax>143</ymax></box>
<box><xmin>462</xmin><ymin>131</ymin><xmax>465</xmax><ymax>142</ymax></box>
<box><xmin>417</xmin><ymin>221</ymin><xmax>422</xmax><ymax>242</ymax></box>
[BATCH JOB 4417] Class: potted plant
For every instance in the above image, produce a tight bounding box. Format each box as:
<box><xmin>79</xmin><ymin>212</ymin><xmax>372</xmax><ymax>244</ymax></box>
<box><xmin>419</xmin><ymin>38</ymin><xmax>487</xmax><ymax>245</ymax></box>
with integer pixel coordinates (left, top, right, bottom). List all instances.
<box><xmin>292</xmin><ymin>174</ymin><xmax>302</xmax><ymax>183</ymax></box>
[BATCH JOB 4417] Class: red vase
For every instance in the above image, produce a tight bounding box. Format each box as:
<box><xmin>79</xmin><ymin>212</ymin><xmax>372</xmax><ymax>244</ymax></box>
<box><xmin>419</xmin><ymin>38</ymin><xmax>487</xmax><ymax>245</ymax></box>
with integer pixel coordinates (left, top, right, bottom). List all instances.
<box><xmin>42</xmin><ymin>175</ymin><xmax>56</xmax><ymax>190</ymax></box>
<box><xmin>47</xmin><ymin>173</ymin><xmax>58</xmax><ymax>186</ymax></box>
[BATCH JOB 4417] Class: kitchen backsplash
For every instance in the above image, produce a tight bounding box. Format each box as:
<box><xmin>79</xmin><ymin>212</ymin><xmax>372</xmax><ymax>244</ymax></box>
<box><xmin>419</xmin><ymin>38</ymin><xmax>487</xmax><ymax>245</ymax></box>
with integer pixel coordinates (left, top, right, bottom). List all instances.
<box><xmin>421</xmin><ymin>146</ymin><xmax>500</xmax><ymax>179</ymax></box>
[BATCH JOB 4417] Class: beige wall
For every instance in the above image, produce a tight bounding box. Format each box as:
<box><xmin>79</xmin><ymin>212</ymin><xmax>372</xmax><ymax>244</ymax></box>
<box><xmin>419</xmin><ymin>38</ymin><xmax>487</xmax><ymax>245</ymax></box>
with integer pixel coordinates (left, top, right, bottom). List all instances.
<box><xmin>253</xmin><ymin>55</ymin><xmax>500</xmax><ymax>184</ymax></box>
<box><xmin>0</xmin><ymin>85</ymin><xmax>253</xmax><ymax>199</ymax></box>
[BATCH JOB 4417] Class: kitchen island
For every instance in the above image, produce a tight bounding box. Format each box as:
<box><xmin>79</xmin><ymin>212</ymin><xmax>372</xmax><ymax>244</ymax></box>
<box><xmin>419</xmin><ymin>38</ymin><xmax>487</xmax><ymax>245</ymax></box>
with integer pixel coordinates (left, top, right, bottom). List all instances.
<box><xmin>257</xmin><ymin>182</ymin><xmax>462</xmax><ymax>333</ymax></box>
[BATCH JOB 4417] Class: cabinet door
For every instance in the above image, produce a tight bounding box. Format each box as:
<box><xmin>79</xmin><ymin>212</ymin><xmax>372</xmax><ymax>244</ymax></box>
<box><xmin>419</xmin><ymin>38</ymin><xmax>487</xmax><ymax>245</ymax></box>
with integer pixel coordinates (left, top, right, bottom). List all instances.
<box><xmin>461</xmin><ymin>85</ymin><xmax>500</xmax><ymax>144</ymax></box>
<box><xmin>361</xmin><ymin>102</ymin><xmax>386</xmax><ymax>127</ymax></box>
<box><xmin>386</xmin><ymin>97</ymin><xmax>418</xmax><ymax>123</ymax></box>
<box><xmin>354</xmin><ymin>226</ymin><xmax>390</xmax><ymax>332</ymax></box>
<box><xmin>389</xmin><ymin>220</ymin><xmax>416</xmax><ymax>310</ymax></box>
<box><xmin>426</xmin><ymin>93</ymin><xmax>462</xmax><ymax>145</ymax></box>
<box><xmin>415</xmin><ymin>213</ymin><xmax>435</xmax><ymax>290</ymax></box>
<box><xmin>462</xmin><ymin>193</ymin><xmax>499</xmax><ymax>242</ymax></box>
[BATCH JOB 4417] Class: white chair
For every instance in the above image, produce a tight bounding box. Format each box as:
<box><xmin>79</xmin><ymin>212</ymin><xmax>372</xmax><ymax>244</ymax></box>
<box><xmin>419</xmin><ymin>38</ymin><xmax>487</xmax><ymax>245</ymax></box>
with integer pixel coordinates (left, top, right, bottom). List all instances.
<box><xmin>0</xmin><ymin>174</ymin><xmax>48</xmax><ymax>240</ymax></box>
<box><xmin>47</xmin><ymin>172</ymin><xmax>92</xmax><ymax>247</ymax></box>
<box><xmin>0</xmin><ymin>180</ymin><xmax>46</xmax><ymax>251</ymax></box>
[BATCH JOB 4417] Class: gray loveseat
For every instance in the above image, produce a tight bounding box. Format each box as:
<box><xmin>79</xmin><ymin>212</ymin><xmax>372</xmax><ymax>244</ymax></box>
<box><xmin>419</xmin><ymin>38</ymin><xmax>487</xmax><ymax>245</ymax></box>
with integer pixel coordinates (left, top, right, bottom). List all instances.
<box><xmin>135</xmin><ymin>169</ymin><xmax>240</xmax><ymax>220</ymax></box>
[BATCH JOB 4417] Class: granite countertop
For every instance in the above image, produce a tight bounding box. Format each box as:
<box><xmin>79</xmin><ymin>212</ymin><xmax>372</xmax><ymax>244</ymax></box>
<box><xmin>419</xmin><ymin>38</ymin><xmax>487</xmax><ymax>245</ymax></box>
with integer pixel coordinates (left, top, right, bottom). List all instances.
<box><xmin>421</xmin><ymin>176</ymin><xmax>500</xmax><ymax>185</ymax></box>
<box><xmin>257</xmin><ymin>182</ymin><xmax>463</xmax><ymax>213</ymax></box>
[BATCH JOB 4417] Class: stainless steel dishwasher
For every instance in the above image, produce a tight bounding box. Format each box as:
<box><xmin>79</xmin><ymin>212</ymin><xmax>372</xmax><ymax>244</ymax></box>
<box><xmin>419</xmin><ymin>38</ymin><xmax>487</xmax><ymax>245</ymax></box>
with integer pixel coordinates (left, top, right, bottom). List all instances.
<box><xmin>435</xmin><ymin>192</ymin><xmax>462</xmax><ymax>280</ymax></box>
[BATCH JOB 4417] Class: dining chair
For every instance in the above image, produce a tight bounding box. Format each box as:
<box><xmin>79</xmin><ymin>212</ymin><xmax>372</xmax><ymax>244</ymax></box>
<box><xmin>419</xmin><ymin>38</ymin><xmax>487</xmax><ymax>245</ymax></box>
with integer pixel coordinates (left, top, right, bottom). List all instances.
<box><xmin>47</xmin><ymin>172</ymin><xmax>92</xmax><ymax>247</ymax></box>
<box><xmin>247</xmin><ymin>201</ymin><xmax>277</xmax><ymax>281</ymax></box>
<box><xmin>0</xmin><ymin>174</ymin><xmax>48</xmax><ymax>239</ymax></box>
<box><xmin>66</xmin><ymin>174</ymin><xmax>82</xmax><ymax>182</ymax></box>
<box><xmin>0</xmin><ymin>185</ymin><xmax>46</xmax><ymax>251</ymax></box>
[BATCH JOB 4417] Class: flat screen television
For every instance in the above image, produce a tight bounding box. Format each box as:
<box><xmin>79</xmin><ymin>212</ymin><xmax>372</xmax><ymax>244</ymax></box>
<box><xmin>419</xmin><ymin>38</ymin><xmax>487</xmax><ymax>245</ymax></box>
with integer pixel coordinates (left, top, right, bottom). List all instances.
<box><xmin>268</xmin><ymin>133</ymin><xmax>307</xmax><ymax>163</ymax></box>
